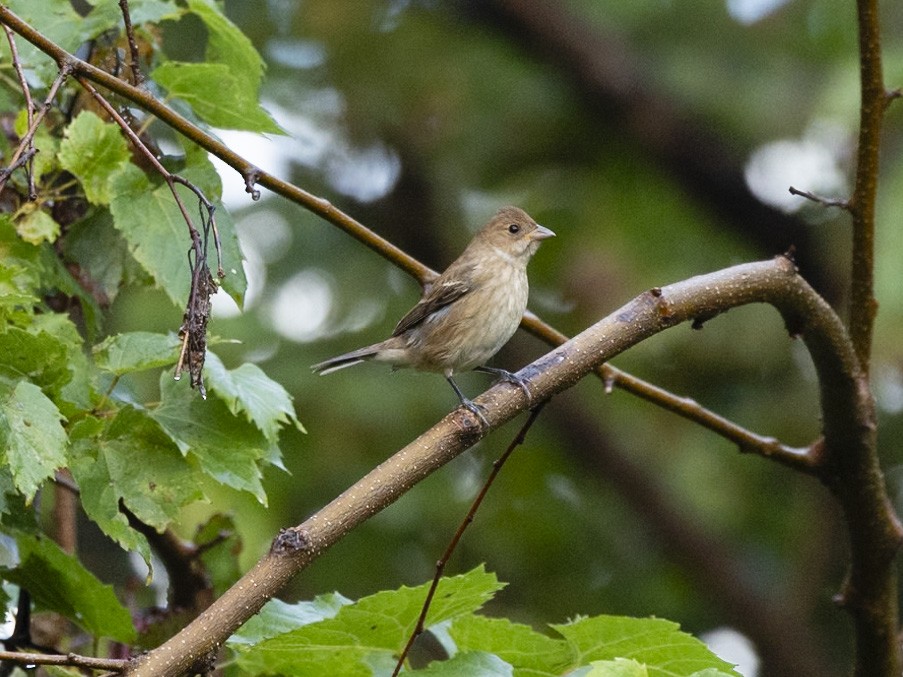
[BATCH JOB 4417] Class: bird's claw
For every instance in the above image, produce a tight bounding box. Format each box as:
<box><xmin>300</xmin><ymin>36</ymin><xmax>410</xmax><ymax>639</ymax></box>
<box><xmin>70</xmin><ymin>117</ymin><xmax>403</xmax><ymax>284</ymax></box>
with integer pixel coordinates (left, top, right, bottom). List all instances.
<box><xmin>461</xmin><ymin>398</ymin><xmax>490</xmax><ymax>428</ymax></box>
<box><xmin>487</xmin><ymin>368</ymin><xmax>533</xmax><ymax>406</ymax></box>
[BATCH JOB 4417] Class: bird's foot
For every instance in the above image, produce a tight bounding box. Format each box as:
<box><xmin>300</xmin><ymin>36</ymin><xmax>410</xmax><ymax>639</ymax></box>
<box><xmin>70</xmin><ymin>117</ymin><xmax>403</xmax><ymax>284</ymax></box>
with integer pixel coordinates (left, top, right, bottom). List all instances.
<box><xmin>460</xmin><ymin>398</ymin><xmax>490</xmax><ymax>428</ymax></box>
<box><xmin>446</xmin><ymin>375</ymin><xmax>490</xmax><ymax>428</ymax></box>
<box><xmin>477</xmin><ymin>367</ymin><xmax>533</xmax><ymax>405</ymax></box>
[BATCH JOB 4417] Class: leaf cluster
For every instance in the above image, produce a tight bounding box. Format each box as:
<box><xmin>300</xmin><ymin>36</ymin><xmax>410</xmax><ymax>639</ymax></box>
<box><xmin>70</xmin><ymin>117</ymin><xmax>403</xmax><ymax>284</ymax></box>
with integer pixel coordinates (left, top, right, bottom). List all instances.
<box><xmin>0</xmin><ymin>0</ymin><xmax>300</xmax><ymax>652</ymax></box>
<box><xmin>228</xmin><ymin>567</ymin><xmax>739</xmax><ymax>677</ymax></box>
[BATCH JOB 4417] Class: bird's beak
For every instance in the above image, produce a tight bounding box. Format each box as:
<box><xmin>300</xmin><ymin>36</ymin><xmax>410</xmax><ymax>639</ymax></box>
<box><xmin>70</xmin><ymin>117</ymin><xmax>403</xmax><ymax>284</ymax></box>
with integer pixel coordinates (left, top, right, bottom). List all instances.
<box><xmin>532</xmin><ymin>225</ymin><xmax>555</xmax><ymax>240</ymax></box>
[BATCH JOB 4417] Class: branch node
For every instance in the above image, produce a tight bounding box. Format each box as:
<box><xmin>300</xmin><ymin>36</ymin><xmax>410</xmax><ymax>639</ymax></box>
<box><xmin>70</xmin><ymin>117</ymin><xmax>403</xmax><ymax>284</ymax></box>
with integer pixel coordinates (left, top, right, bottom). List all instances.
<box><xmin>690</xmin><ymin>315</ymin><xmax>709</xmax><ymax>330</ymax></box>
<box><xmin>646</xmin><ymin>287</ymin><xmax>677</xmax><ymax>323</ymax></box>
<box><xmin>244</xmin><ymin>168</ymin><xmax>262</xmax><ymax>200</ymax></box>
<box><xmin>781</xmin><ymin>245</ymin><xmax>798</xmax><ymax>268</ymax></box>
<box><xmin>271</xmin><ymin>528</ymin><xmax>311</xmax><ymax>555</ymax></box>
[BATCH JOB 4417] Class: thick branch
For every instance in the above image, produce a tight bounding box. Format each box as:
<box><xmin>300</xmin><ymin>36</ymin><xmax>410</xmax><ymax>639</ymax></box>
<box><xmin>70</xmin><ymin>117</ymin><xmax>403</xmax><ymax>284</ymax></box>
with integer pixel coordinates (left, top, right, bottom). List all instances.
<box><xmin>126</xmin><ymin>256</ymin><xmax>898</xmax><ymax>676</ymax></box>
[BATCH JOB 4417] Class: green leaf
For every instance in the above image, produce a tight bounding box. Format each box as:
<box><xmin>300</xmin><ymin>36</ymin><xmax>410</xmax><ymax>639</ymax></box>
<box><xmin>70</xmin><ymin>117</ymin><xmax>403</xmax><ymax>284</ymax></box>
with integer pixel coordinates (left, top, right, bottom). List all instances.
<box><xmin>236</xmin><ymin>567</ymin><xmax>503</xmax><ymax>676</ymax></box>
<box><xmin>195</xmin><ymin>513</ymin><xmax>244</xmax><ymax>596</ymax></box>
<box><xmin>206</xmin><ymin>351</ymin><xmax>304</xmax><ymax>442</ymax></box>
<box><xmin>188</xmin><ymin>0</ymin><xmax>264</xmax><ymax>85</ymax></box>
<box><xmin>0</xmin><ymin>327</ymin><xmax>71</xmax><ymax>390</ymax></box>
<box><xmin>15</xmin><ymin>209</ymin><xmax>60</xmax><ymax>245</ymax></box>
<box><xmin>586</xmin><ymin>658</ymin><xmax>649</xmax><ymax>677</ymax></box>
<box><xmin>143</xmin><ymin>0</ymin><xmax>282</xmax><ymax>134</ymax></box>
<box><xmin>26</xmin><ymin>315</ymin><xmax>95</xmax><ymax>412</ymax></box>
<box><xmin>107</xmin><ymin>156</ymin><xmax>246</xmax><ymax>307</ymax></box>
<box><xmin>61</xmin><ymin>209</ymin><xmax>143</xmax><ymax>304</ymax></box>
<box><xmin>152</xmin><ymin>61</ymin><xmax>281</xmax><ymax>133</ymax></box>
<box><xmin>450</xmin><ymin>615</ymin><xmax>571</xmax><ymax>675</ymax></box>
<box><xmin>93</xmin><ymin>332</ymin><xmax>182</xmax><ymax>375</ymax></box>
<box><xmin>71</xmin><ymin>409</ymin><xmax>203</xmax><ymax>532</ymax></box>
<box><xmin>30</xmin><ymin>129</ymin><xmax>60</xmax><ymax>182</ymax></box>
<box><xmin>230</xmin><ymin>593</ymin><xmax>352</xmax><ymax>647</ymax></box>
<box><xmin>414</xmin><ymin>652</ymin><xmax>514</xmax><ymax>676</ymax></box>
<box><xmin>1</xmin><ymin>532</ymin><xmax>136</xmax><ymax>642</ymax></box>
<box><xmin>0</xmin><ymin>216</ymin><xmax>42</xmax><ymax>308</ymax></box>
<box><xmin>108</xmin><ymin>163</ymin><xmax>195</xmax><ymax>305</ymax></box>
<box><xmin>0</xmin><ymin>320</ymin><xmax>93</xmax><ymax>414</ymax></box>
<box><xmin>80</xmin><ymin>0</ymin><xmax>183</xmax><ymax>34</ymax></box>
<box><xmin>553</xmin><ymin>616</ymin><xmax>739</xmax><ymax>677</ymax></box>
<box><xmin>0</xmin><ymin>381</ymin><xmax>67</xmax><ymax>501</ymax></box>
<box><xmin>150</xmin><ymin>375</ymin><xmax>278</xmax><ymax>503</ymax></box>
<box><xmin>58</xmin><ymin>112</ymin><xmax>131</xmax><ymax>205</ymax></box>
<box><xmin>0</xmin><ymin>470</ymin><xmax>34</xmax><ymax>529</ymax></box>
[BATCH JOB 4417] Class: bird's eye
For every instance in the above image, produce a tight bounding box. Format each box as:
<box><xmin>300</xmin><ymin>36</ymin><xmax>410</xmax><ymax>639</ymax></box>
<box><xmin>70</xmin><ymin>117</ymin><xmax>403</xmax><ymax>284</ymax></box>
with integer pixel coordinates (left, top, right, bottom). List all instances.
<box><xmin>507</xmin><ymin>224</ymin><xmax>520</xmax><ymax>234</ymax></box>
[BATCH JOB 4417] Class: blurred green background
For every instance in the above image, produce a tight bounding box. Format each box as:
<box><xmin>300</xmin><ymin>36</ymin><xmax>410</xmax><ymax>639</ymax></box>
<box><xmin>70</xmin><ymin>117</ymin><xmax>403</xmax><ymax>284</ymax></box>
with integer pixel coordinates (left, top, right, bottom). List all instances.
<box><xmin>106</xmin><ymin>1</ymin><xmax>903</xmax><ymax>675</ymax></box>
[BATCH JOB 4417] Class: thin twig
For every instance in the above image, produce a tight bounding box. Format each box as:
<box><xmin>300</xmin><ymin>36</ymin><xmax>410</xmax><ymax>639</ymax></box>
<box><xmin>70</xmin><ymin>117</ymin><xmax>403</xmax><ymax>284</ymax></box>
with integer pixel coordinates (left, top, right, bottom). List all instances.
<box><xmin>788</xmin><ymin>186</ymin><xmax>851</xmax><ymax>211</ymax></box>
<box><xmin>0</xmin><ymin>650</ymin><xmax>126</xmax><ymax>672</ymax></box>
<box><xmin>0</xmin><ymin>147</ymin><xmax>37</xmax><ymax>184</ymax></box>
<box><xmin>117</xmin><ymin>0</ymin><xmax>144</xmax><ymax>86</ymax></box>
<box><xmin>2</xmin><ymin>24</ymin><xmax>35</xmax><ymax>198</ymax></box>
<box><xmin>0</xmin><ymin>62</ymin><xmax>70</xmax><ymax>195</ymax></box>
<box><xmin>392</xmin><ymin>403</ymin><xmax>547</xmax><ymax>676</ymax></box>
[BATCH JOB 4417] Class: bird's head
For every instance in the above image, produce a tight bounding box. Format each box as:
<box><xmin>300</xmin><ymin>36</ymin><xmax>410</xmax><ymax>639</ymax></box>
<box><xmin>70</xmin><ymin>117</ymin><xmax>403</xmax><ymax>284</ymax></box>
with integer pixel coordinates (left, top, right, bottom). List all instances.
<box><xmin>474</xmin><ymin>206</ymin><xmax>555</xmax><ymax>260</ymax></box>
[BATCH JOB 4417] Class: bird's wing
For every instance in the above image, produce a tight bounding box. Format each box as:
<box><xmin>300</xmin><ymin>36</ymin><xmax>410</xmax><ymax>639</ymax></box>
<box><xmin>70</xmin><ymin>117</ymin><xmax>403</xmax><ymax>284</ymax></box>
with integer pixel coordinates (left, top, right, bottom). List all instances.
<box><xmin>392</xmin><ymin>277</ymin><xmax>472</xmax><ymax>336</ymax></box>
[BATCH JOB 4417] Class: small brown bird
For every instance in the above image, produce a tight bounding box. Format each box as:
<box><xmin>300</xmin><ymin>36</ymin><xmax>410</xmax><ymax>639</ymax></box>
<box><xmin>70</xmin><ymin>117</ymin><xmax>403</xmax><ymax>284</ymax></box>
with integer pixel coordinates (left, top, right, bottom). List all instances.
<box><xmin>312</xmin><ymin>206</ymin><xmax>554</xmax><ymax>420</ymax></box>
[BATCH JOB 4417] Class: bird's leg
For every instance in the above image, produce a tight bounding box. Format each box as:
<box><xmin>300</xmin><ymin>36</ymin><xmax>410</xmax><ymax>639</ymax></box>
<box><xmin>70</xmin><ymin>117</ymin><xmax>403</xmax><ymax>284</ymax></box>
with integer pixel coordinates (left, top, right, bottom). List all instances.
<box><xmin>446</xmin><ymin>375</ymin><xmax>489</xmax><ymax>427</ymax></box>
<box><xmin>475</xmin><ymin>366</ymin><xmax>533</xmax><ymax>405</ymax></box>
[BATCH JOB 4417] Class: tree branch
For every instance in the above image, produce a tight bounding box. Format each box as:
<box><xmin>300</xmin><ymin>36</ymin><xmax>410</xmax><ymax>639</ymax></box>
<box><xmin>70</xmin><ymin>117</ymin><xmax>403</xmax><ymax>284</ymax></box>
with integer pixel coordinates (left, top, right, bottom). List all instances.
<box><xmin>0</xmin><ymin>4</ymin><xmax>431</xmax><ymax>283</ymax></box>
<box><xmin>126</xmin><ymin>256</ymin><xmax>899</xmax><ymax>676</ymax></box>
<box><xmin>0</xmin><ymin>650</ymin><xmax>125</xmax><ymax>672</ymax></box>
<box><xmin>847</xmin><ymin>0</ymin><xmax>885</xmax><ymax>374</ymax></box>
<box><xmin>521</xmin><ymin>312</ymin><xmax>816</xmax><ymax>471</ymax></box>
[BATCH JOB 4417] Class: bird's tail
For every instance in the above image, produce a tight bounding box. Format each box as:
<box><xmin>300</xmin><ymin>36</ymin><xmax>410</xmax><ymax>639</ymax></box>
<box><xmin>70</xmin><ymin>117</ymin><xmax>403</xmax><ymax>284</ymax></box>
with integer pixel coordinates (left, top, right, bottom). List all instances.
<box><xmin>311</xmin><ymin>344</ymin><xmax>383</xmax><ymax>375</ymax></box>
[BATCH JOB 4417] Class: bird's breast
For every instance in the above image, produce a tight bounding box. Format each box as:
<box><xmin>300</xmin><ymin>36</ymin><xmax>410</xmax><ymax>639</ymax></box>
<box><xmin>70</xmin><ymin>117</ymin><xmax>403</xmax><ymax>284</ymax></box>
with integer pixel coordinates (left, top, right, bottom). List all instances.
<box><xmin>407</xmin><ymin>261</ymin><xmax>528</xmax><ymax>373</ymax></box>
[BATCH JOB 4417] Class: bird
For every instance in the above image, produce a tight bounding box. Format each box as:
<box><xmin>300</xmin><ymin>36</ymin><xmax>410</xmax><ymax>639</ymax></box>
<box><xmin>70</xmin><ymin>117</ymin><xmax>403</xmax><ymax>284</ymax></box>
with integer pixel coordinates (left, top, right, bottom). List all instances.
<box><xmin>311</xmin><ymin>206</ymin><xmax>555</xmax><ymax>423</ymax></box>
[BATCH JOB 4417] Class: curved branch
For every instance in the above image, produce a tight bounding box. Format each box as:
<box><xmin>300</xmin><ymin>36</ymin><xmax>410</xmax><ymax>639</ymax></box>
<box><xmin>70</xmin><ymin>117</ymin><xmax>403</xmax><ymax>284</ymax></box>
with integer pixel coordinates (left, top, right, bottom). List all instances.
<box><xmin>126</xmin><ymin>256</ymin><xmax>899</xmax><ymax>676</ymax></box>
